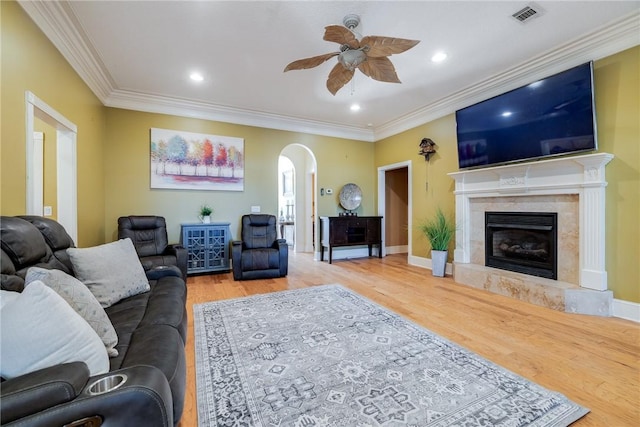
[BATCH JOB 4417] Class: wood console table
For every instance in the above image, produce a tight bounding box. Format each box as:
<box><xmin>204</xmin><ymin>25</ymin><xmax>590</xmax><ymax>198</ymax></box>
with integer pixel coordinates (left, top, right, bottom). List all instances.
<box><xmin>319</xmin><ymin>216</ymin><xmax>382</xmax><ymax>264</ymax></box>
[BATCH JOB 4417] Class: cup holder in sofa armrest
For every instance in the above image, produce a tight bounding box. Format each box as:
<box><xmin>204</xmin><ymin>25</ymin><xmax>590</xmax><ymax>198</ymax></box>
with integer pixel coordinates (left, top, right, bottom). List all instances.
<box><xmin>87</xmin><ymin>374</ymin><xmax>128</xmax><ymax>395</ymax></box>
<box><xmin>15</xmin><ymin>367</ymin><xmax>174</xmax><ymax>426</ymax></box>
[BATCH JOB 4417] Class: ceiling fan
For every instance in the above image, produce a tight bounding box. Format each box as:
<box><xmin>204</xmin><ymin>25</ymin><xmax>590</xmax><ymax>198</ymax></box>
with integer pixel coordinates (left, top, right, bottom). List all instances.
<box><xmin>284</xmin><ymin>14</ymin><xmax>420</xmax><ymax>95</ymax></box>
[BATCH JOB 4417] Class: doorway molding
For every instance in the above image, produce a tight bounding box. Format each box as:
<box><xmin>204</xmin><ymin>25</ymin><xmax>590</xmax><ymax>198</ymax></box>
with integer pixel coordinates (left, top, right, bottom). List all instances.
<box><xmin>279</xmin><ymin>144</ymin><xmax>317</xmax><ymax>255</ymax></box>
<box><xmin>25</xmin><ymin>91</ymin><xmax>78</xmax><ymax>242</ymax></box>
<box><xmin>377</xmin><ymin>160</ymin><xmax>412</xmax><ymax>258</ymax></box>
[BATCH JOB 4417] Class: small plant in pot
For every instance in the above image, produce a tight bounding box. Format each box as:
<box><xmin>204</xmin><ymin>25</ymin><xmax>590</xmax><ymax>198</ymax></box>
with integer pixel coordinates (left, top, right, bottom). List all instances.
<box><xmin>418</xmin><ymin>207</ymin><xmax>456</xmax><ymax>277</ymax></box>
<box><xmin>199</xmin><ymin>205</ymin><xmax>213</xmax><ymax>223</ymax></box>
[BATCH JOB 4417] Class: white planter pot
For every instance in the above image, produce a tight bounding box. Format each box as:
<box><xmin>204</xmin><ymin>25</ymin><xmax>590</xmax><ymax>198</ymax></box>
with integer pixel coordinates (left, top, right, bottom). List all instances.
<box><xmin>431</xmin><ymin>250</ymin><xmax>448</xmax><ymax>277</ymax></box>
<box><xmin>200</xmin><ymin>215</ymin><xmax>211</xmax><ymax>224</ymax></box>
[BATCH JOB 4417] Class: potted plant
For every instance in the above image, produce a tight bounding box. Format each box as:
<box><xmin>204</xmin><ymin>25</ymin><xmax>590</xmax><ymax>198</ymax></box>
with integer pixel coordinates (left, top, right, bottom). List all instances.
<box><xmin>418</xmin><ymin>207</ymin><xmax>456</xmax><ymax>277</ymax></box>
<box><xmin>199</xmin><ymin>205</ymin><xmax>213</xmax><ymax>224</ymax></box>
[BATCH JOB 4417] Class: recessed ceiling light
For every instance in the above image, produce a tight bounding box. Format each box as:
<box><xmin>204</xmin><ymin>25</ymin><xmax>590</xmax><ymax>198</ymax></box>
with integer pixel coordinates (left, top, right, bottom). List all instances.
<box><xmin>350</xmin><ymin>104</ymin><xmax>361</xmax><ymax>112</ymax></box>
<box><xmin>501</xmin><ymin>111</ymin><xmax>513</xmax><ymax>117</ymax></box>
<box><xmin>431</xmin><ymin>52</ymin><xmax>447</xmax><ymax>63</ymax></box>
<box><xmin>189</xmin><ymin>72</ymin><xmax>204</xmax><ymax>82</ymax></box>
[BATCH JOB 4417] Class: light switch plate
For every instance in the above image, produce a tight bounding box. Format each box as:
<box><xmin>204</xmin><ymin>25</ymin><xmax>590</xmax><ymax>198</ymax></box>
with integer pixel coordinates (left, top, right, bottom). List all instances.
<box><xmin>43</xmin><ymin>206</ymin><xmax>53</xmax><ymax>216</ymax></box>
<box><xmin>251</xmin><ymin>205</ymin><xmax>261</xmax><ymax>213</ymax></box>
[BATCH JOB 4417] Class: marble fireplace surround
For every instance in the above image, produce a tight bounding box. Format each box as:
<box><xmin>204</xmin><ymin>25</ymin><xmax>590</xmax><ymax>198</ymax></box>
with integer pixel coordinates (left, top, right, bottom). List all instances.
<box><xmin>448</xmin><ymin>153</ymin><xmax>614</xmax><ymax>315</ymax></box>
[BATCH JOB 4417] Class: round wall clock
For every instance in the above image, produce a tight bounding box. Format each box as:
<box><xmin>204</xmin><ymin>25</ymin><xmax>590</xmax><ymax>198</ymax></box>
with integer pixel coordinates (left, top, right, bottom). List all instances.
<box><xmin>339</xmin><ymin>183</ymin><xmax>362</xmax><ymax>211</ymax></box>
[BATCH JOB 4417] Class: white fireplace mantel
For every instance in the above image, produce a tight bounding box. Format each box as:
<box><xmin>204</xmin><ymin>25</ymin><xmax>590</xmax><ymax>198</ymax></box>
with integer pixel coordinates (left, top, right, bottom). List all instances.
<box><xmin>448</xmin><ymin>153</ymin><xmax>614</xmax><ymax>291</ymax></box>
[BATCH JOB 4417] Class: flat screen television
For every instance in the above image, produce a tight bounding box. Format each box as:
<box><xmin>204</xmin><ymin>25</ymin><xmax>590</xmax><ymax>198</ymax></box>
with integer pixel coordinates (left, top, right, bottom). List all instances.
<box><xmin>455</xmin><ymin>61</ymin><xmax>597</xmax><ymax>169</ymax></box>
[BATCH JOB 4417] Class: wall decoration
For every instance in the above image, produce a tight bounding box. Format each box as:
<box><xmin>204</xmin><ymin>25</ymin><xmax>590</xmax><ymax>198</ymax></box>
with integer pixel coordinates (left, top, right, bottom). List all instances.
<box><xmin>150</xmin><ymin>128</ymin><xmax>244</xmax><ymax>191</ymax></box>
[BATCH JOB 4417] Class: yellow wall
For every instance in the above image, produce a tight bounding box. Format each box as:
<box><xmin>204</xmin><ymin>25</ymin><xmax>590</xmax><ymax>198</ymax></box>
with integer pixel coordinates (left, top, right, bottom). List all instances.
<box><xmin>103</xmin><ymin>108</ymin><xmax>375</xmax><ymax>243</ymax></box>
<box><xmin>375</xmin><ymin>47</ymin><xmax>640</xmax><ymax>303</ymax></box>
<box><xmin>594</xmin><ymin>46</ymin><xmax>640</xmax><ymax>302</ymax></box>
<box><xmin>1</xmin><ymin>1</ymin><xmax>106</xmax><ymax>246</ymax></box>
<box><xmin>375</xmin><ymin>114</ymin><xmax>459</xmax><ymax>259</ymax></box>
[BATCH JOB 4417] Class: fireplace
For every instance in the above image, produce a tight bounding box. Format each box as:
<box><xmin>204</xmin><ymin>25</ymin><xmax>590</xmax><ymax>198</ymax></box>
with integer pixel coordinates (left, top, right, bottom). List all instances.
<box><xmin>485</xmin><ymin>212</ymin><xmax>557</xmax><ymax>280</ymax></box>
<box><xmin>446</xmin><ymin>153</ymin><xmax>614</xmax><ymax>315</ymax></box>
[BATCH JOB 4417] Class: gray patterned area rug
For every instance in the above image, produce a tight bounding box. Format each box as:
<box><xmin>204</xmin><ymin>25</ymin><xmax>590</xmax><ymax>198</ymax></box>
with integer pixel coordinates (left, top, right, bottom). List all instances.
<box><xmin>193</xmin><ymin>284</ymin><xmax>588</xmax><ymax>427</ymax></box>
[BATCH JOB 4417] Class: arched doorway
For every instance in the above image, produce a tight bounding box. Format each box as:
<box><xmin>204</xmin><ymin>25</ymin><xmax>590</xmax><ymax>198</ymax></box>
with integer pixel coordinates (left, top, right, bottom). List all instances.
<box><xmin>278</xmin><ymin>144</ymin><xmax>317</xmax><ymax>253</ymax></box>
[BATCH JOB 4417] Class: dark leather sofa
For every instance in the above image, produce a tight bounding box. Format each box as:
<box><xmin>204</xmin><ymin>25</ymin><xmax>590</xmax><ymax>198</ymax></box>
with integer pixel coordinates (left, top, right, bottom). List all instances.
<box><xmin>231</xmin><ymin>214</ymin><xmax>288</xmax><ymax>280</ymax></box>
<box><xmin>0</xmin><ymin>216</ymin><xmax>187</xmax><ymax>426</ymax></box>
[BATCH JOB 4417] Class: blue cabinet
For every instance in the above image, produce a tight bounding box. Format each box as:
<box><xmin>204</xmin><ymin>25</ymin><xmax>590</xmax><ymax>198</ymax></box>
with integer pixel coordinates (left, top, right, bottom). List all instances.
<box><xmin>180</xmin><ymin>223</ymin><xmax>231</xmax><ymax>274</ymax></box>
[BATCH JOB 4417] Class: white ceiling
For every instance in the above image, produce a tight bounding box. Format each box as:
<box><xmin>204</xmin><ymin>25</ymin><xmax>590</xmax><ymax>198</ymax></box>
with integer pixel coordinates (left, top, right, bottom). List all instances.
<box><xmin>20</xmin><ymin>1</ymin><xmax>640</xmax><ymax>141</ymax></box>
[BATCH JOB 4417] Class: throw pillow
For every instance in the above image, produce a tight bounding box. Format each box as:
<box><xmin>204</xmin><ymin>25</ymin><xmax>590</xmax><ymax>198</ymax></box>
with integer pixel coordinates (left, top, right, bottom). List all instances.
<box><xmin>67</xmin><ymin>238</ymin><xmax>150</xmax><ymax>308</ymax></box>
<box><xmin>25</xmin><ymin>267</ymin><xmax>119</xmax><ymax>357</ymax></box>
<box><xmin>0</xmin><ymin>291</ymin><xmax>20</xmax><ymax>309</ymax></box>
<box><xmin>0</xmin><ymin>281</ymin><xmax>109</xmax><ymax>380</ymax></box>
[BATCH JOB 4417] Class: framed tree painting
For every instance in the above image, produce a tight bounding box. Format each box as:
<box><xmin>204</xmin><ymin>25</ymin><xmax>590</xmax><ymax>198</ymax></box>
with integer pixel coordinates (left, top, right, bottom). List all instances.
<box><xmin>150</xmin><ymin>128</ymin><xmax>244</xmax><ymax>191</ymax></box>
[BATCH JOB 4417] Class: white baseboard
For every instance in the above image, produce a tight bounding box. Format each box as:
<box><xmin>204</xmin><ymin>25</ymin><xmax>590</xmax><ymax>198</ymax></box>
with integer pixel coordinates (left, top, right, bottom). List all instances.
<box><xmin>408</xmin><ymin>255</ymin><xmax>454</xmax><ymax>276</ymax></box>
<box><xmin>385</xmin><ymin>245</ymin><xmax>408</xmax><ymax>254</ymax></box>
<box><xmin>613</xmin><ymin>299</ymin><xmax>640</xmax><ymax>322</ymax></box>
<box><xmin>315</xmin><ymin>246</ymin><xmax>381</xmax><ymax>262</ymax></box>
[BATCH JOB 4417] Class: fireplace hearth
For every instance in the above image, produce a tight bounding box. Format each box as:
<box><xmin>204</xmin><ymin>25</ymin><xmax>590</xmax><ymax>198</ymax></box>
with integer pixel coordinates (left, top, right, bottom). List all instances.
<box><xmin>485</xmin><ymin>212</ymin><xmax>557</xmax><ymax>280</ymax></box>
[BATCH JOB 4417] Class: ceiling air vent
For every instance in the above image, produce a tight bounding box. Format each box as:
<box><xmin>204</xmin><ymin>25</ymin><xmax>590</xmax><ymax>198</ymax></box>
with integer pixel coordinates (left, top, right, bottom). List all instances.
<box><xmin>511</xmin><ymin>3</ymin><xmax>545</xmax><ymax>23</ymax></box>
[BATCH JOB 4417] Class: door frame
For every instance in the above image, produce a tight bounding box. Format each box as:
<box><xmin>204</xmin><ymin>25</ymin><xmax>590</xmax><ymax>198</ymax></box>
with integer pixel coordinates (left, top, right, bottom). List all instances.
<box><xmin>377</xmin><ymin>160</ymin><xmax>412</xmax><ymax>258</ymax></box>
<box><xmin>26</xmin><ymin>91</ymin><xmax>78</xmax><ymax>242</ymax></box>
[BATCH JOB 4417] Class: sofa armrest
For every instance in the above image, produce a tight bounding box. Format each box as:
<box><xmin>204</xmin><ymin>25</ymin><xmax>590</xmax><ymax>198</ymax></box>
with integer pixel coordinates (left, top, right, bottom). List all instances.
<box><xmin>275</xmin><ymin>239</ymin><xmax>289</xmax><ymax>276</ymax></box>
<box><xmin>231</xmin><ymin>240</ymin><xmax>243</xmax><ymax>280</ymax></box>
<box><xmin>1</xmin><ymin>362</ymin><xmax>89</xmax><ymax>424</ymax></box>
<box><xmin>164</xmin><ymin>244</ymin><xmax>188</xmax><ymax>279</ymax></box>
<box><xmin>145</xmin><ymin>265</ymin><xmax>183</xmax><ymax>281</ymax></box>
<box><xmin>2</xmin><ymin>365</ymin><xmax>173</xmax><ymax>427</ymax></box>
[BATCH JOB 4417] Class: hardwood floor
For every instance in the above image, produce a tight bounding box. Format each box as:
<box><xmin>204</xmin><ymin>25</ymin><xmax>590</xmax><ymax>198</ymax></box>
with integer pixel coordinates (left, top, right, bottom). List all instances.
<box><xmin>179</xmin><ymin>253</ymin><xmax>639</xmax><ymax>426</ymax></box>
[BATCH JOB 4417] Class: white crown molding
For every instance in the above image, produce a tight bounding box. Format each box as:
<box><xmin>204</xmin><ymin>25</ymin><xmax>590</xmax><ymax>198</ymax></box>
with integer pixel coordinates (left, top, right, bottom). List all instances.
<box><xmin>18</xmin><ymin>0</ymin><xmax>115</xmax><ymax>101</ymax></box>
<box><xmin>105</xmin><ymin>90</ymin><xmax>375</xmax><ymax>141</ymax></box>
<box><xmin>374</xmin><ymin>10</ymin><xmax>640</xmax><ymax>141</ymax></box>
<box><xmin>17</xmin><ymin>0</ymin><xmax>375</xmax><ymax>142</ymax></box>
<box><xmin>19</xmin><ymin>2</ymin><xmax>639</xmax><ymax>142</ymax></box>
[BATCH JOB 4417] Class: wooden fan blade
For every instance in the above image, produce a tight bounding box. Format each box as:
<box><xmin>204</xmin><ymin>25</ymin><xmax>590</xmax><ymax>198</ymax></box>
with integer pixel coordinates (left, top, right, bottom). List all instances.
<box><xmin>323</xmin><ymin>25</ymin><xmax>360</xmax><ymax>49</ymax></box>
<box><xmin>284</xmin><ymin>52</ymin><xmax>338</xmax><ymax>72</ymax></box>
<box><xmin>360</xmin><ymin>36</ymin><xmax>420</xmax><ymax>58</ymax></box>
<box><xmin>358</xmin><ymin>57</ymin><xmax>401</xmax><ymax>83</ymax></box>
<box><xmin>327</xmin><ymin>63</ymin><xmax>355</xmax><ymax>95</ymax></box>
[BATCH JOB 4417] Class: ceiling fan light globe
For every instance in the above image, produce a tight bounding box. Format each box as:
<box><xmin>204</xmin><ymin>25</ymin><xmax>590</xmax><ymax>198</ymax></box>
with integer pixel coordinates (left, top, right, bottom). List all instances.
<box><xmin>338</xmin><ymin>49</ymin><xmax>367</xmax><ymax>71</ymax></box>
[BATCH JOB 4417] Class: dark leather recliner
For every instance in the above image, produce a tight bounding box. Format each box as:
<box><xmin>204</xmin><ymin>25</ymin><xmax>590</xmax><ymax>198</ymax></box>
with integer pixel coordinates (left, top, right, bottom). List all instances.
<box><xmin>118</xmin><ymin>215</ymin><xmax>187</xmax><ymax>280</ymax></box>
<box><xmin>231</xmin><ymin>214</ymin><xmax>288</xmax><ymax>280</ymax></box>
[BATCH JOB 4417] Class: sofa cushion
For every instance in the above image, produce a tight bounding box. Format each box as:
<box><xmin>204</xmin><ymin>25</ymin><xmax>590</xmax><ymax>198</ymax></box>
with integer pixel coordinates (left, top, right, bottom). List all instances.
<box><xmin>67</xmin><ymin>238</ymin><xmax>150</xmax><ymax>308</ymax></box>
<box><xmin>0</xmin><ymin>281</ymin><xmax>109</xmax><ymax>379</ymax></box>
<box><xmin>1</xmin><ymin>249</ymin><xmax>23</xmax><ymax>292</ymax></box>
<box><xmin>18</xmin><ymin>216</ymin><xmax>75</xmax><ymax>253</ymax></box>
<box><xmin>25</xmin><ymin>267</ymin><xmax>119</xmax><ymax>357</ymax></box>
<box><xmin>106</xmin><ymin>276</ymin><xmax>188</xmax><ymax>363</ymax></box>
<box><xmin>0</xmin><ymin>217</ymin><xmax>49</xmax><ymax>269</ymax></box>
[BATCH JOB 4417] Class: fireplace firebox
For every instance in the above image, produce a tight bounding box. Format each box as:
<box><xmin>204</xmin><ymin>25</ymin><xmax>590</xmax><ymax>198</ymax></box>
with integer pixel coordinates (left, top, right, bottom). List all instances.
<box><xmin>485</xmin><ymin>212</ymin><xmax>557</xmax><ymax>280</ymax></box>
